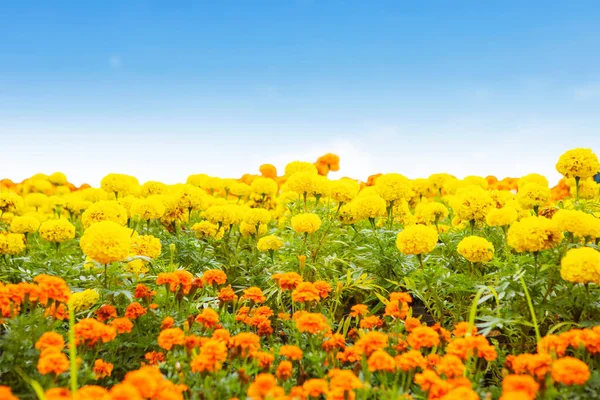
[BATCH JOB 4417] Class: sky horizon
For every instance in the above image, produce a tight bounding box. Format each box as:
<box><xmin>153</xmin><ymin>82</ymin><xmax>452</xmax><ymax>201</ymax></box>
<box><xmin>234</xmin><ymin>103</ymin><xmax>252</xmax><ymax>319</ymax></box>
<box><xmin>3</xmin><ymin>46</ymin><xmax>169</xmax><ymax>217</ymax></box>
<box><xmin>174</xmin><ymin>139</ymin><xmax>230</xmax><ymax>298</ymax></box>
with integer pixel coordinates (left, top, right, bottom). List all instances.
<box><xmin>2</xmin><ymin>1</ymin><xmax>600</xmax><ymax>186</ymax></box>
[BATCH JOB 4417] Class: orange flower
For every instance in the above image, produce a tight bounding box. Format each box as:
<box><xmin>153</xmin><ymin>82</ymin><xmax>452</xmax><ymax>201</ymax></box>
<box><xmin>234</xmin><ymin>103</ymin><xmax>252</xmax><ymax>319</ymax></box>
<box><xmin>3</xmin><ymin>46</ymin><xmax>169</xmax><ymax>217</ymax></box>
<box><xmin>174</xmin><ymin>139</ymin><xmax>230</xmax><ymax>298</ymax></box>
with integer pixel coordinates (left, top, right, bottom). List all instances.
<box><xmin>253</xmin><ymin>350</ymin><xmax>275</xmax><ymax>370</ymax></box>
<box><xmin>190</xmin><ymin>339</ymin><xmax>228</xmax><ymax>373</ymax></box>
<box><xmin>110</xmin><ymin>317</ymin><xmax>134</xmax><ymax>334</ymax></box>
<box><xmin>231</xmin><ymin>332</ymin><xmax>261</xmax><ymax>356</ymax></box>
<box><xmin>439</xmin><ymin>386</ymin><xmax>479</xmax><ymax>400</ymax></box>
<box><xmin>144</xmin><ymin>351</ymin><xmax>165</xmax><ymax>366</ymax></box>
<box><xmin>328</xmin><ymin>369</ymin><xmax>364</xmax><ymax>392</ymax></box>
<box><xmin>74</xmin><ymin>318</ymin><xmax>117</xmax><ymax>346</ymax></box>
<box><xmin>109</xmin><ymin>383</ymin><xmax>143</xmax><ymax>400</ymax></box>
<box><xmin>360</xmin><ymin>315</ymin><xmax>383</xmax><ymax>330</ymax></box>
<box><xmin>218</xmin><ymin>285</ymin><xmax>237</xmax><ymax>302</ymax></box>
<box><xmin>303</xmin><ymin>378</ymin><xmax>329</xmax><ymax>397</ymax></box>
<box><xmin>537</xmin><ymin>334</ymin><xmax>569</xmax><ymax>357</ymax></box>
<box><xmin>337</xmin><ymin>345</ymin><xmax>363</xmax><ymax>364</ymax></box>
<box><xmin>279</xmin><ymin>345</ymin><xmax>303</xmax><ymax>360</ymax></box>
<box><xmin>201</xmin><ymin>269</ymin><xmax>228</xmax><ymax>286</ymax></box>
<box><xmin>506</xmin><ymin>353</ymin><xmax>552</xmax><ymax>379</ymax></box>
<box><xmin>212</xmin><ymin>328</ymin><xmax>231</xmax><ymax>344</ymax></box>
<box><xmin>96</xmin><ymin>304</ymin><xmax>117</xmax><ymax>322</ymax></box>
<box><xmin>291</xmin><ymin>282</ymin><xmax>321</xmax><ymax>303</ymax></box>
<box><xmin>551</xmin><ymin>357</ymin><xmax>590</xmax><ymax>386</ymax></box>
<box><xmin>185</xmin><ymin>334</ymin><xmax>206</xmax><ymax>351</ymax></box>
<box><xmin>445</xmin><ymin>335</ymin><xmax>497</xmax><ymax>361</ymax></box>
<box><xmin>161</xmin><ymin>316</ymin><xmax>175</xmax><ymax>330</ymax></box>
<box><xmin>93</xmin><ymin>358</ymin><xmax>113</xmax><ymax>379</ymax></box>
<box><xmin>45</xmin><ymin>303</ymin><xmax>68</xmax><ymax>320</ymax></box>
<box><xmin>501</xmin><ymin>374</ymin><xmax>539</xmax><ymax>399</ymax></box>
<box><xmin>278</xmin><ymin>312</ymin><xmax>290</xmax><ymax>321</ymax></box>
<box><xmin>37</xmin><ymin>349</ymin><xmax>70</xmax><ymax>375</ymax></box>
<box><xmin>196</xmin><ymin>308</ymin><xmax>220</xmax><ymax>329</ymax></box>
<box><xmin>35</xmin><ymin>332</ymin><xmax>65</xmax><ymax>351</ymax></box>
<box><xmin>276</xmin><ymin>360</ymin><xmax>293</xmax><ymax>380</ymax></box>
<box><xmin>356</xmin><ymin>331</ymin><xmax>389</xmax><ymax>356</ymax></box>
<box><xmin>45</xmin><ymin>388</ymin><xmax>72</xmax><ymax>400</ymax></box>
<box><xmin>350</xmin><ymin>304</ymin><xmax>369</xmax><ymax>317</ymax></box>
<box><xmin>395</xmin><ymin>349</ymin><xmax>427</xmax><ymax>372</ymax></box>
<box><xmin>384</xmin><ymin>292</ymin><xmax>411</xmax><ymax>319</ymax></box>
<box><xmin>124</xmin><ymin>302</ymin><xmax>147</xmax><ymax>319</ymax></box>
<box><xmin>122</xmin><ymin>366</ymin><xmax>163</xmax><ymax>398</ymax></box>
<box><xmin>313</xmin><ymin>280</ymin><xmax>332</xmax><ymax>298</ymax></box>
<box><xmin>404</xmin><ymin>317</ymin><xmax>421</xmax><ymax>332</ymax></box>
<box><xmin>247</xmin><ymin>373</ymin><xmax>279</xmax><ymax>399</ymax></box>
<box><xmin>241</xmin><ymin>287</ymin><xmax>266</xmax><ymax>304</ymax></box>
<box><xmin>295</xmin><ymin>312</ymin><xmax>330</xmax><ymax>334</ymax></box>
<box><xmin>76</xmin><ymin>386</ymin><xmax>109</xmax><ymax>398</ymax></box>
<box><xmin>452</xmin><ymin>322</ymin><xmax>478</xmax><ymax>338</ymax></box>
<box><xmin>260</xmin><ymin>164</ymin><xmax>278</xmax><ymax>179</ymax></box>
<box><xmin>368</xmin><ymin>349</ymin><xmax>396</xmax><ymax>372</ymax></box>
<box><xmin>134</xmin><ymin>283</ymin><xmax>156</xmax><ymax>300</ymax></box>
<box><xmin>436</xmin><ymin>355</ymin><xmax>465</xmax><ymax>378</ymax></box>
<box><xmin>0</xmin><ymin>386</ymin><xmax>19</xmax><ymax>400</ymax></box>
<box><xmin>157</xmin><ymin>271</ymin><xmax>194</xmax><ymax>294</ymax></box>
<box><xmin>272</xmin><ymin>272</ymin><xmax>303</xmax><ymax>290</ymax></box>
<box><xmin>322</xmin><ymin>333</ymin><xmax>346</xmax><ymax>352</ymax></box>
<box><xmin>34</xmin><ymin>274</ymin><xmax>71</xmax><ymax>304</ymax></box>
<box><xmin>407</xmin><ymin>326</ymin><xmax>440</xmax><ymax>350</ymax></box>
<box><xmin>157</xmin><ymin>328</ymin><xmax>185</xmax><ymax>351</ymax></box>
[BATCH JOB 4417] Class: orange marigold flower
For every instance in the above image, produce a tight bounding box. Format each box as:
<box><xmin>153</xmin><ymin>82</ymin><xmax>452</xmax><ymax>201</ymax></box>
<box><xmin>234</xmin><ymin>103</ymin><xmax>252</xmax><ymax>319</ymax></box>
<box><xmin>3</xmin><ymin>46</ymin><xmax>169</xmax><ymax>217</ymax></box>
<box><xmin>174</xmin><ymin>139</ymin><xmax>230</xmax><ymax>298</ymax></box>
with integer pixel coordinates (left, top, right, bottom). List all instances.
<box><xmin>322</xmin><ymin>333</ymin><xmax>346</xmax><ymax>352</ymax></box>
<box><xmin>37</xmin><ymin>349</ymin><xmax>70</xmax><ymax>375</ymax></box>
<box><xmin>76</xmin><ymin>386</ymin><xmax>109</xmax><ymax>398</ymax></box>
<box><xmin>196</xmin><ymin>308</ymin><xmax>220</xmax><ymax>329</ymax></box>
<box><xmin>446</xmin><ymin>335</ymin><xmax>497</xmax><ymax>361</ymax></box>
<box><xmin>303</xmin><ymin>378</ymin><xmax>329</xmax><ymax>397</ymax></box>
<box><xmin>507</xmin><ymin>353</ymin><xmax>552</xmax><ymax>379</ymax></box>
<box><xmin>212</xmin><ymin>328</ymin><xmax>231</xmax><ymax>344</ymax></box>
<box><xmin>360</xmin><ymin>315</ymin><xmax>383</xmax><ymax>330</ymax></box>
<box><xmin>350</xmin><ymin>304</ymin><xmax>369</xmax><ymax>317</ymax></box>
<box><xmin>368</xmin><ymin>349</ymin><xmax>396</xmax><ymax>372</ymax></box>
<box><xmin>124</xmin><ymin>302</ymin><xmax>147</xmax><ymax>319</ymax></box>
<box><xmin>190</xmin><ymin>339</ymin><xmax>228</xmax><ymax>373</ymax></box>
<box><xmin>0</xmin><ymin>386</ymin><xmax>19</xmax><ymax>400</ymax></box>
<box><xmin>144</xmin><ymin>351</ymin><xmax>165</xmax><ymax>366</ymax></box>
<box><xmin>436</xmin><ymin>355</ymin><xmax>465</xmax><ymax>378</ymax></box>
<box><xmin>34</xmin><ymin>274</ymin><xmax>71</xmax><ymax>304</ymax></box>
<box><xmin>35</xmin><ymin>332</ymin><xmax>65</xmax><ymax>351</ymax></box>
<box><xmin>313</xmin><ymin>280</ymin><xmax>332</xmax><ymax>298</ymax></box>
<box><xmin>110</xmin><ymin>317</ymin><xmax>134</xmax><ymax>334</ymax></box>
<box><xmin>407</xmin><ymin>326</ymin><xmax>440</xmax><ymax>350</ymax></box>
<box><xmin>278</xmin><ymin>312</ymin><xmax>290</xmax><ymax>321</ymax></box>
<box><xmin>355</xmin><ymin>331</ymin><xmax>389</xmax><ymax>356</ymax></box>
<box><xmin>279</xmin><ymin>345</ymin><xmax>303</xmax><ymax>360</ymax></box>
<box><xmin>185</xmin><ymin>334</ymin><xmax>206</xmax><ymax>351</ymax></box>
<box><xmin>502</xmin><ymin>374</ymin><xmax>539</xmax><ymax>399</ymax></box>
<box><xmin>337</xmin><ymin>345</ymin><xmax>363</xmax><ymax>364</ymax></box>
<box><xmin>404</xmin><ymin>317</ymin><xmax>421</xmax><ymax>332</ymax></box>
<box><xmin>157</xmin><ymin>328</ymin><xmax>185</xmax><ymax>351</ymax></box>
<box><xmin>74</xmin><ymin>318</ymin><xmax>117</xmax><ymax>346</ymax></box>
<box><xmin>272</xmin><ymin>272</ymin><xmax>303</xmax><ymax>291</ymax></box>
<box><xmin>93</xmin><ymin>359</ymin><xmax>113</xmax><ymax>379</ymax></box>
<box><xmin>440</xmin><ymin>386</ymin><xmax>479</xmax><ymax>400</ymax></box>
<box><xmin>201</xmin><ymin>269</ymin><xmax>228</xmax><ymax>286</ymax></box>
<box><xmin>253</xmin><ymin>350</ymin><xmax>275</xmax><ymax>370</ymax></box>
<box><xmin>395</xmin><ymin>349</ymin><xmax>427</xmax><ymax>372</ymax></box>
<box><xmin>452</xmin><ymin>322</ymin><xmax>478</xmax><ymax>338</ymax></box>
<box><xmin>551</xmin><ymin>356</ymin><xmax>590</xmax><ymax>386</ymax></box>
<box><xmin>295</xmin><ymin>312</ymin><xmax>330</xmax><ymax>334</ymax></box>
<box><xmin>45</xmin><ymin>388</ymin><xmax>72</xmax><ymax>400</ymax></box>
<box><xmin>122</xmin><ymin>366</ymin><xmax>163</xmax><ymax>398</ymax></box>
<box><xmin>328</xmin><ymin>369</ymin><xmax>364</xmax><ymax>392</ymax></box>
<box><xmin>247</xmin><ymin>373</ymin><xmax>278</xmax><ymax>398</ymax></box>
<box><xmin>231</xmin><ymin>332</ymin><xmax>261</xmax><ymax>356</ymax></box>
<box><xmin>96</xmin><ymin>304</ymin><xmax>117</xmax><ymax>322</ymax></box>
<box><xmin>241</xmin><ymin>287</ymin><xmax>266</xmax><ymax>304</ymax></box>
<box><xmin>426</xmin><ymin>353</ymin><xmax>442</xmax><ymax>368</ymax></box>
<box><xmin>218</xmin><ymin>285</ymin><xmax>237</xmax><ymax>302</ymax></box>
<box><xmin>291</xmin><ymin>282</ymin><xmax>321</xmax><ymax>303</ymax></box>
<box><xmin>276</xmin><ymin>360</ymin><xmax>293</xmax><ymax>380</ymax></box>
<box><xmin>134</xmin><ymin>283</ymin><xmax>156</xmax><ymax>300</ymax></box>
<box><xmin>149</xmin><ymin>303</ymin><xmax>159</xmax><ymax>310</ymax></box>
<box><xmin>160</xmin><ymin>316</ymin><xmax>175</xmax><ymax>330</ymax></box>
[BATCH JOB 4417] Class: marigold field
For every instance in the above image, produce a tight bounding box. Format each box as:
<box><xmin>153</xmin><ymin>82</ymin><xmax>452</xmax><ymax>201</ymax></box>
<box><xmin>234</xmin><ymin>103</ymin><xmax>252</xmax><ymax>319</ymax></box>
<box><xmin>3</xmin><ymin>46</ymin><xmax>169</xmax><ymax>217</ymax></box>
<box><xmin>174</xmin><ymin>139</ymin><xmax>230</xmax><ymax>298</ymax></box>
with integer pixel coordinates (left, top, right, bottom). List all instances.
<box><xmin>2</xmin><ymin>149</ymin><xmax>600</xmax><ymax>400</ymax></box>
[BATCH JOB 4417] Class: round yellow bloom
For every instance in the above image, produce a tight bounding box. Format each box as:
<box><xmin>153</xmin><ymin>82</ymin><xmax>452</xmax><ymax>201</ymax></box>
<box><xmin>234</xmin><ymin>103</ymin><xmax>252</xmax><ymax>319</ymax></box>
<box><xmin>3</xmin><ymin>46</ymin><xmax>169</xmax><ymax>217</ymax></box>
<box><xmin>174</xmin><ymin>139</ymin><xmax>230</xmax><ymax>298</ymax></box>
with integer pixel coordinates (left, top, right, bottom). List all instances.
<box><xmin>172</xmin><ymin>184</ymin><xmax>208</xmax><ymax>211</ymax></box>
<box><xmin>351</xmin><ymin>195</ymin><xmax>387</xmax><ymax>221</ymax></box>
<box><xmin>463</xmin><ymin>176</ymin><xmax>488</xmax><ymax>189</ymax></box>
<box><xmin>412</xmin><ymin>178</ymin><xmax>436</xmax><ymax>199</ymax></box>
<box><xmin>418</xmin><ymin>202</ymin><xmax>449</xmax><ymax>225</ymax></box>
<box><xmin>250</xmin><ymin>178</ymin><xmax>278</xmax><ymax>198</ymax></box>
<box><xmin>516</xmin><ymin>183</ymin><xmax>550</xmax><ymax>210</ymax></box>
<box><xmin>518</xmin><ymin>173</ymin><xmax>549</xmax><ymax>190</ymax></box>
<box><xmin>485</xmin><ymin>207</ymin><xmax>518</xmax><ymax>227</ymax></box>
<box><xmin>507</xmin><ymin>216</ymin><xmax>563</xmax><ymax>253</ymax></box>
<box><xmin>186</xmin><ymin>173</ymin><xmax>210</xmax><ymax>188</ymax></box>
<box><xmin>567</xmin><ymin>178</ymin><xmax>599</xmax><ymax>200</ymax></box>
<box><xmin>428</xmin><ymin>173</ymin><xmax>456</xmax><ymax>192</ymax></box>
<box><xmin>556</xmin><ymin>148</ymin><xmax>600</xmax><ymax>179</ymax></box>
<box><xmin>560</xmin><ymin>247</ymin><xmax>600</xmax><ymax>284</ymax></box>
<box><xmin>0</xmin><ymin>232</ymin><xmax>26</xmax><ymax>255</ymax></box>
<box><xmin>65</xmin><ymin>197</ymin><xmax>92</xmax><ymax>216</ymax></box>
<box><xmin>291</xmin><ymin>213</ymin><xmax>322</xmax><ymax>234</ymax></box>
<box><xmin>48</xmin><ymin>172</ymin><xmax>68</xmax><ymax>186</ymax></box>
<box><xmin>124</xmin><ymin>259</ymin><xmax>149</xmax><ymax>275</ymax></box>
<box><xmin>457</xmin><ymin>236</ymin><xmax>495</xmax><ymax>263</ymax></box>
<box><xmin>69</xmin><ymin>289</ymin><xmax>100</xmax><ymax>312</ymax></box>
<box><xmin>131</xmin><ymin>235</ymin><xmax>162</xmax><ymax>259</ymax></box>
<box><xmin>80</xmin><ymin>188</ymin><xmax>113</xmax><ymax>202</ymax></box>
<box><xmin>141</xmin><ymin>181</ymin><xmax>168</xmax><ymax>196</ymax></box>
<box><xmin>39</xmin><ymin>219</ymin><xmax>76</xmax><ymax>243</ymax></box>
<box><xmin>10</xmin><ymin>215</ymin><xmax>40</xmax><ymax>234</ymax></box>
<box><xmin>329</xmin><ymin>179</ymin><xmax>359</xmax><ymax>203</ymax></box>
<box><xmin>257</xmin><ymin>235</ymin><xmax>284</xmax><ymax>252</ymax></box>
<box><xmin>230</xmin><ymin>182</ymin><xmax>251</xmax><ymax>198</ymax></box>
<box><xmin>25</xmin><ymin>193</ymin><xmax>48</xmax><ymax>209</ymax></box>
<box><xmin>243</xmin><ymin>208</ymin><xmax>272</xmax><ymax>226</ymax></box>
<box><xmin>396</xmin><ymin>225</ymin><xmax>438</xmax><ymax>255</ymax></box>
<box><xmin>191</xmin><ymin>221</ymin><xmax>224</xmax><ymax>239</ymax></box>
<box><xmin>374</xmin><ymin>173</ymin><xmax>413</xmax><ymax>203</ymax></box>
<box><xmin>287</xmin><ymin>171</ymin><xmax>318</xmax><ymax>196</ymax></box>
<box><xmin>453</xmin><ymin>186</ymin><xmax>494</xmax><ymax>223</ymax></box>
<box><xmin>100</xmin><ymin>173</ymin><xmax>140</xmax><ymax>197</ymax></box>
<box><xmin>80</xmin><ymin>221</ymin><xmax>132</xmax><ymax>264</ymax></box>
<box><xmin>285</xmin><ymin>161</ymin><xmax>318</xmax><ymax>176</ymax></box>
<box><xmin>553</xmin><ymin>209</ymin><xmax>599</xmax><ymax>239</ymax></box>
<box><xmin>204</xmin><ymin>205</ymin><xmax>242</xmax><ymax>227</ymax></box>
<box><xmin>0</xmin><ymin>192</ymin><xmax>24</xmax><ymax>214</ymax></box>
<box><xmin>240</xmin><ymin>221</ymin><xmax>268</xmax><ymax>237</ymax></box>
<box><xmin>131</xmin><ymin>197</ymin><xmax>166</xmax><ymax>220</ymax></box>
<box><xmin>81</xmin><ymin>200</ymin><xmax>128</xmax><ymax>228</ymax></box>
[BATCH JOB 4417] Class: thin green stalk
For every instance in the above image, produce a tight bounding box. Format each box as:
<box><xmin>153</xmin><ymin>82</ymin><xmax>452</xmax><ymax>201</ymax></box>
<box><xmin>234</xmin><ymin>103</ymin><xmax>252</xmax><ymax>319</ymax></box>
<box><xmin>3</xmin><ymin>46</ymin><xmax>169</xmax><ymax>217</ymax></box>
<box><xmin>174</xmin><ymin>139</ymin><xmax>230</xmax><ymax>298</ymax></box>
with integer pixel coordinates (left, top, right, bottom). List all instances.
<box><xmin>519</xmin><ymin>275</ymin><xmax>541</xmax><ymax>343</ymax></box>
<box><xmin>68</xmin><ymin>303</ymin><xmax>78</xmax><ymax>393</ymax></box>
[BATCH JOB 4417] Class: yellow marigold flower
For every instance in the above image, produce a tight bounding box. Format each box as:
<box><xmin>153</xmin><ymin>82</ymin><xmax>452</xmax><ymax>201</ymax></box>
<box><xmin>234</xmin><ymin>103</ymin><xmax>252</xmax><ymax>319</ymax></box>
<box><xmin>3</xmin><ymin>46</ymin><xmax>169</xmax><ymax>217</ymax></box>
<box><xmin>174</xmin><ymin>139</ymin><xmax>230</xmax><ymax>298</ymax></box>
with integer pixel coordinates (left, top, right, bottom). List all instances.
<box><xmin>124</xmin><ymin>259</ymin><xmax>149</xmax><ymax>275</ymax></box>
<box><xmin>567</xmin><ymin>177</ymin><xmax>599</xmax><ymax>200</ymax></box>
<box><xmin>171</xmin><ymin>183</ymin><xmax>208</xmax><ymax>211</ymax></box>
<box><xmin>259</xmin><ymin>164</ymin><xmax>278</xmax><ymax>179</ymax></box>
<box><xmin>291</xmin><ymin>213</ymin><xmax>322</xmax><ymax>234</ymax></box>
<box><xmin>454</xmin><ymin>186</ymin><xmax>494</xmax><ymax>223</ymax></box>
<box><xmin>285</xmin><ymin>161</ymin><xmax>318</xmax><ymax>176</ymax></box>
<box><xmin>80</xmin><ymin>188</ymin><xmax>113</xmax><ymax>202</ymax></box>
<box><xmin>64</xmin><ymin>197</ymin><xmax>92</xmax><ymax>216</ymax></box>
<box><xmin>250</xmin><ymin>177</ymin><xmax>278</xmax><ymax>198</ymax></box>
<box><xmin>329</xmin><ymin>179</ymin><xmax>359</xmax><ymax>204</ymax></box>
<box><xmin>457</xmin><ymin>236</ymin><xmax>495</xmax><ymax>263</ymax></box>
<box><xmin>191</xmin><ymin>221</ymin><xmax>224</xmax><ymax>239</ymax></box>
<box><xmin>375</xmin><ymin>173</ymin><xmax>413</xmax><ymax>203</ymax></box>
<box><xmin>141</xmin><ymin>181</ymin><xmax>167</xmax><ymax>196</ymax></box>
<box><xmin>69</xmin><ymin>289</ymin><xmax>100</xmax><ymax>312</ymax></box>
<box><xmin>0</xmin><ymin>232</ymin><xmax>26</xmax><ymax>255</ymax></box>
<box><xmin>80</xmin><ymin>221</ymin><xmax>132</xmax><ymax>264</ymax></box>
<box><xmin>418</xmin><ymin>202</ymin><xmax>449</xmax><ymax>225</ymax></box>
<box><xmin>490</xmin><ymin>190</ymin><xmax>514</xmax><ymax>208</ymax></box>
<box><xmin>553</xmin><ymin>209</ymin><xmax>598</xmax><ymax>239</ymax></box>
<box><xmin>118</xmin><ymin>195</ymin><xmax>137</xmax><ymax>219</ymax></box>
<box><xmin>411</xmin><ymin>178</ymin><xmax>436</xmax><ymax>199</ymax></box>
<box><xmin>516</xmin><ymin>183</ymin><xmax>550</xmax><ymax>210</ymax></box>
<box><xmin>396</xmin><ymin>225</ymin><xmax>438</xmax><ymax>255</ymax></box>
<box><xmin>257</xmin><ymin>235</ymin><xmax>284</xmax><ymax>252</ymax></box>
<box><xmin>560</xmin><ymin>247</ymin><xmax>600</xmax><ymax>284</ymax></box>
<box><xmin>463</xmin><ymin>176</ymin><xmax>489</xmax><ymax>189</ymax></box>
<box><xmin>39</xmin><ymin>219</ymin><xmax>76</xmax><ymax>243</ymax></box>
<box><xmin>100</xmin><ymin>173</ymin><xmax>140</xmax><ymax>197</ymax></box>
<box><xmin>486</xmin><ymin>207</ymin><xmax>518</xmax><ymax>227</ymax></box>
<box><xmin>518</xmin><ymin>173</ymin><xmax>549</xmax><ymax>190</ymax></box>
<box><xmin>239</xmin><ymin>221</ymin><xmax>268</xmax><ymax>236</ymax></box>
<box><xmin>131</xmin><ymin>197</ymin><xmax>166</xmax><ymax>220</ymax></box>
<box><xmin>428</xmin><ymin>173</ymin><xmax>456</xmax><ymax>192</ymax></box>
<box><xmin>81</xmin><ymin>200</ymin><xmax>128</xmax><ymax>228</ymax></box>
<box><xmin>10</xmin><ymin>215</ymin><xmax>40</xmax><ymax>234</ymax></box>
<box><xmin>507</xmin><ymin>216</ymin><xmax>562</xmax><ymax>253</ymax></box>
<box><xmin>230</xmin><ymin>182</ymin><xmax>251</xmax><ymax>198</ymax></box>
<box><xmin>25</xmin><ymin>192</ymin><xmax>48</xmax><ymax>209</ymax></box>
<box><xmin>243</xmin><ymin>208</ymin><xmax>271</xmax><ymax>226</ymax></box>
<box><xmin>0</xmin><ymin>191</ymin><xmax>24</xmax><ymax>214</ymax></box>
<box><xmin>351</xmin><ymin>195</ymin><xmax>387</xmax><ymax>221</ymax></box>
<box><xmin>556</xmin><ymin>148</ymin><xmax>600</xmax><ymax>179</ymax></box>
<box><xmin>186</xmin><ymin>173</ymin><xmax>210</xmax><ymax>188</ymax></box>
<box><xmin>204</xmin><ymin>205</ymin><xmax>242</xmax><ymax>227</ymax></box>
<box><xmin>131</xmin><ymin>235</ymin><xmax>162</xmax><ymax>259</ymax></box>
<box><xmin>48</xmin><ymin>172</ymin><xmax>68</xmax><ymax>185</ymax></box>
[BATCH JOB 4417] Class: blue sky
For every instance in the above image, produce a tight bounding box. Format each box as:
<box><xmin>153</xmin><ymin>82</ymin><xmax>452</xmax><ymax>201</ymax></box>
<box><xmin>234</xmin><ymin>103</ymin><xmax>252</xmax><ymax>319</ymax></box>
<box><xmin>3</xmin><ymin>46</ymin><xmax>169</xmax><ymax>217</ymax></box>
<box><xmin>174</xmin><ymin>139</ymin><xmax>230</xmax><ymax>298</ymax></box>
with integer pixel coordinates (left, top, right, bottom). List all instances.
<box><xmin>2</xmin><ymin>1</ymin><xmax>600</xmax><ymax>185</ymax></box>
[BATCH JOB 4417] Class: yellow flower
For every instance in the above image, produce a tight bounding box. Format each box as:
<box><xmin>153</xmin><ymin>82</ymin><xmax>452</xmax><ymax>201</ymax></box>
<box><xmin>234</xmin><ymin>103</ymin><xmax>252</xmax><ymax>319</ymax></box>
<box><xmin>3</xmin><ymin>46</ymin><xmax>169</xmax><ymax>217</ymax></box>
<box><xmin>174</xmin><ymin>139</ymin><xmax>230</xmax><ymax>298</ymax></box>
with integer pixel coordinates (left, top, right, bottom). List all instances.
<box><xmin>239</xmin><ymin>221</ymin><xmax>268</xmax><ymax>236</ymax></box>
<box><xmin>411</xmin><ymin>178</ymin><xmax>436</xmax><ymax>199</ymax></box>
<box><xmin>285</xmin><ymin>161</ymin><xmax>318</xmax><ymax>176</ymax></box>
<box><xmin>250</xmin><ymin>177</ymin><xmax>278</xmax><ymax>198</ymax></box>
<box><xmin>375</xmin><ymin>173</ymin><xmax>413</xmax><ymax>203</ymax></box>
<box><xmin>0</xmin><ymin>232</ymin><xmax>26</xmax><ymax>255</ymax></box>
<box><xmin>172</xmin><ymin>184</ymin><xmax>208</xmax><ymax>211</ymax></box>
<box><xmin>396</xmin><ymin>225</ymin><xmax>438</xmax><ymax>255</ymax></box>
<box><xmin>0</xmin><ymin>192</ymin><xmax>24</xmax><ymax>214</ymax></box>
<box><xmin>560</xmin><ymin>247</ymin><xmax>600</xmax><ymax>284</ymax></box>
<box><xmin>556</xmin><ymin>148</ymin><xmax>600</xmax><ymax>179</ymax></box>
<box><xmin>80</xmin><ymin>221</ymin><xmax>132</xmax><ymax>264</ymax></box>
<box><xmin>517</xmin><ymin>173</ymin><xmax>549</xmax><ymax>190</ymax></box>
<box><xmin>69</xmin><ymin>289</ymin><xmax>100</xmax><ymax>312</ymax></box>
<box><xmin>516</xmin><ymin>183</ymin><xmax>550</xmax><ymax>210</ymax></box>
<box><xmin>428</xmin><ymin>173</ymin><xmax>456</xmax><ymax>192</ymax></box>
<box><xmin>553</xmin><ymin>209</ymin><xmax>600</xmax><ymax>239</ymax></box>
<box><xmin>10</xmin><ymin>215</ymin><xmax>40</xmax><ymax>234</ymax></box>
<box><xmin>25</xmin><ymin>193</ymin><xmax>48</xmax><ymax>209</ymax></box>
<box><xmin>204</xmin><ymin>205</ymin><xmax>242</xmax><ymax>227</ymax></box>
<box><xmin>186</xmin><ymin>173</ymin><xmax>211</xmax><ymax>188</ymax></box>
<box><xmin>48</xmin><ymin>172</ymin><xmax>68</xmax><ymax>185</ymax></box>
<box><xmin>243</xmin><ymin>208</ymin><xmax>272</xmax><ymax>226</ymax></box>
<box><xmin>191</xmin><ymin>221</ymin><xmax>224</xmax><ymax>239</ymax></box>
<box><xmin>453</xmin><ymin>186</ymin><xmax>494</xmax><ymax>223</ymax></box>
<box><xmin>329</xmin><ymin>179</ymin><xmax>359</xmax><ymax>204</ymax></box>
<box><xmin>81</xmin><ymin>200</ymin><xmax>128</xmax><ymax>228</ymax></box>
<box><xmin>230</xmin><ymin>182</ymin><xmax>251</xmax><ymax>198</ymax></box>
<box><xmin>567</xmin><ymin>178</ymin><xmax>599</xmax><ymax>200</ymax></box>
<box><xmin>351</xmin><ymin>195</ymin><xmax>387</xmax><ymax>221</ymax></box>
<box><xmin>131</xmin><ymin>235</ymin><xmax>162</xmax><ymax>259</ymax></box>
<box><xmin>39</xmin><ymin>219</ymin><xmax>76</xmax><ymax>243</ymax></box>
<box><xmin>287</xmin><ymin>171</ymin><xmax>319</xmax><ymax>196</ymax></box>
<box><xmin>100</xmin><ymin>173</ymin><xmax>140</xmax><ymax>197</ymax></box>
<box><xmin>257</xmin><ymin>235</ymin><xmax>284</xmax><ymax>252</ymax></box>
<box><xmin>507</xmin><ymin>216</ymin><xmax>562</xmax><ymax>253</ymax></box>
<box><xmin>131</xmin><ymin>197</ymin><xmax>166</xmax><ymax>220</ymax></box>
<box><xmin>485</xmin><ymin>207</ymin><xmax>518</xmax><ymax>227</ymax></box>
<box><xmin>417</xmin><ymin>202</ymin><xmax>449</xmax><ymax>225</ymax></box>
<box><xmin>457</xmin><ymin>236</ymin><xmax>495</xmax><ymax>263</ymax></box>
<box><xmin>291</xmin><ymin>213</ymin><xmax>322</xmax><ymax>234</ymax></box>
<box><xmin>141</xmin><ymin>181</ymin><xmax>168</xmax><ymax>196</ymax></box>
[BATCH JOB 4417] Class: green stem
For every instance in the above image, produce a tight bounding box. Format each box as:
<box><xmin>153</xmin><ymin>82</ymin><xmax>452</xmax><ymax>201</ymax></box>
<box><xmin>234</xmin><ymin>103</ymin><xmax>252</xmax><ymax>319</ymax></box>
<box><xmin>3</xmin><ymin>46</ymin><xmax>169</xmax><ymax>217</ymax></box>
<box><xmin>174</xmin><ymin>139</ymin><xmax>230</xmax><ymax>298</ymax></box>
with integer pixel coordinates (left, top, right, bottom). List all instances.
<box><xmin>519</xmin><ymin>275</ymin><xmax>541</xmax><ymax>343</ymax></box>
